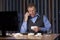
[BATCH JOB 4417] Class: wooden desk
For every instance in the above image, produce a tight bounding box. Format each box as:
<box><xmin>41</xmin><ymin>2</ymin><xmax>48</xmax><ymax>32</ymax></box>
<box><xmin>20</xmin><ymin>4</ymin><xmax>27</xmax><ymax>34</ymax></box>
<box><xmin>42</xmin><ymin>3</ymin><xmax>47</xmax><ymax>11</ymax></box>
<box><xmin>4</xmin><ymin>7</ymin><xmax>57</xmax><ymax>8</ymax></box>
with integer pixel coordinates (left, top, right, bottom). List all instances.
<box><xmin>0</xmin><ymin>34</ymin><xmax>59</xmax><ymax>40</ymax></box>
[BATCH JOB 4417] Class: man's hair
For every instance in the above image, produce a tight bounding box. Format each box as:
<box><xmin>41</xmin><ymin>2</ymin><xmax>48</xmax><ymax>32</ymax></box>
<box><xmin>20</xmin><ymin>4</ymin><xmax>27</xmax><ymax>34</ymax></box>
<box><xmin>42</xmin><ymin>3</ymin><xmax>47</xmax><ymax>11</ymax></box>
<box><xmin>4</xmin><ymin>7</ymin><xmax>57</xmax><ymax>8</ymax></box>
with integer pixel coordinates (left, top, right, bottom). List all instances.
<box><xmin>27</xmin><ymin>3</ymin><xmax>36</xmax><ymax>8</ymax></box>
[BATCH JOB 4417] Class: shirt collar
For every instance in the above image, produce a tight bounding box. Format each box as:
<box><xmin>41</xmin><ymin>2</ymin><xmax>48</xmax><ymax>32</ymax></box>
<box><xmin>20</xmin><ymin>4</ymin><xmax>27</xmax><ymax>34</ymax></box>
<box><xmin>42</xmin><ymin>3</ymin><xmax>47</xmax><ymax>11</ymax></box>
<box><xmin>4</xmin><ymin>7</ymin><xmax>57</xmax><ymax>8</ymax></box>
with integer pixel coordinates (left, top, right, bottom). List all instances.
<box><xmin>30</xmin><ymin>12</ymin><xmax>40</xmax><ymax>18</ymax></box>
<box><xmin>35</xmin><ymin>13</ymin><xmax>40</xmax><ymax>17</ymax></box>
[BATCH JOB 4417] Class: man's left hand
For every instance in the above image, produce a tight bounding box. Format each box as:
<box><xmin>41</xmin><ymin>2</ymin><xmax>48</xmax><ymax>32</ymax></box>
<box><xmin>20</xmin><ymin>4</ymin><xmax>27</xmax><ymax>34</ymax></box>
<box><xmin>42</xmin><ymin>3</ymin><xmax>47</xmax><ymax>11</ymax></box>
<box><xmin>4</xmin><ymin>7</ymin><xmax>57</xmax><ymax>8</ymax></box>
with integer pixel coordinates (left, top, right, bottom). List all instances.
<box><xmin>32</xmin><ymin>26</ymin><xmax>40</xmax><ymax>32</ymax></box>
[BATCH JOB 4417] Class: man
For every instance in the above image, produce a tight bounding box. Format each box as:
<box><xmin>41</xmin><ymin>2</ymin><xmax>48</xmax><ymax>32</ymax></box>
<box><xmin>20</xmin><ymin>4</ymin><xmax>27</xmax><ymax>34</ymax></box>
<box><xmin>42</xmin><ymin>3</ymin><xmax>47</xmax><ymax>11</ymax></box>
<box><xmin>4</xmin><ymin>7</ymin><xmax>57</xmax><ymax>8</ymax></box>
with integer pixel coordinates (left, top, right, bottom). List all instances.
<box><xmin>20</xmin><ymin>3</ymin><xmax>51</xmax><ymax>33</ymax></box>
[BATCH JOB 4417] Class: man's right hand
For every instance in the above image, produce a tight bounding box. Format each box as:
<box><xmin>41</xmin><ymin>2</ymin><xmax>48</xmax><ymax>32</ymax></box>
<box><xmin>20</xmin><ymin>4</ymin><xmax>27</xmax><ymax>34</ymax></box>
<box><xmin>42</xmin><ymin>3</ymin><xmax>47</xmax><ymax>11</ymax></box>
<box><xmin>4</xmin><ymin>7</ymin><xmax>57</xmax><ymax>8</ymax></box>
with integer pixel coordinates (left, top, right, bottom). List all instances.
<box><xmin>24</xmin><ymin>12</ymin><xmax>30</xmax><ymax>22</ymax></box>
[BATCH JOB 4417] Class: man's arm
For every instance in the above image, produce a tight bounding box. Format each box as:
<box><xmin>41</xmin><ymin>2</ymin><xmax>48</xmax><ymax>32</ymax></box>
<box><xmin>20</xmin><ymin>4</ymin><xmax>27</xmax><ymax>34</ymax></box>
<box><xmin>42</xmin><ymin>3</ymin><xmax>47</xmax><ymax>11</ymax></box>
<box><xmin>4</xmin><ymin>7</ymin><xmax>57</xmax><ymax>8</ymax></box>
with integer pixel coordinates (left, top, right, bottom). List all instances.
<box><xmin>20</xmin><ymin>21</ymin><xmax>27</xmax><ymax>33</ymax></box>
<box><xmin>20</xmin><ymin>12</ymin><xmax>30</xmax><ymax>33</ymax></box>
<box><xmin>40</xmin><ymin>15</ymin><xmax>51</xmax><ymax>32</ymax></box>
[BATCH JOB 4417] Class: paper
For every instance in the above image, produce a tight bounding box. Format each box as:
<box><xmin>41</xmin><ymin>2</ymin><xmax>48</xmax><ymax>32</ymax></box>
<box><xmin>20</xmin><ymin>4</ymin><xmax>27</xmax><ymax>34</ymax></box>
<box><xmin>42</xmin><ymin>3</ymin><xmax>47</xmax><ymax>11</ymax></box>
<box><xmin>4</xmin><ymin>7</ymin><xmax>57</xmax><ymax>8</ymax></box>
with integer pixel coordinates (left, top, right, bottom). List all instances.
<box><xmin>31</xmin><ymin>26</ymin><xmax>37</xmax><ymax>30</ymax></box>
<box><xmin>12</xmin><ymin>33</ymin><xmax>23</xmax><ymax>37</ymax></box>
<box><xmin>28</xmin><ymin>33</ymin><xmax>34</xmax><ymax>36</ymax></box>
<box><xmin>35</xmin><ymin>33</ymin><xmax>42</xmax><ymax>36</ymax></box>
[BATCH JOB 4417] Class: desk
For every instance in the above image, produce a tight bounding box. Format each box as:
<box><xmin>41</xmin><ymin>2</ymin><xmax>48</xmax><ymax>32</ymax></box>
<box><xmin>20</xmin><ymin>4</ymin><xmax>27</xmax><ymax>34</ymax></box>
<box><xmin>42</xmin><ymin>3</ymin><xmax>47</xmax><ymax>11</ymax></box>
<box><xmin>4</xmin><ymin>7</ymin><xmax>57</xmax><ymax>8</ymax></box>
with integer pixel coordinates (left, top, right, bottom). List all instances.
<box><xmin>0</xmin><ymin>34</ymin><xmax>59</xmax><ymax>40</ymax></box>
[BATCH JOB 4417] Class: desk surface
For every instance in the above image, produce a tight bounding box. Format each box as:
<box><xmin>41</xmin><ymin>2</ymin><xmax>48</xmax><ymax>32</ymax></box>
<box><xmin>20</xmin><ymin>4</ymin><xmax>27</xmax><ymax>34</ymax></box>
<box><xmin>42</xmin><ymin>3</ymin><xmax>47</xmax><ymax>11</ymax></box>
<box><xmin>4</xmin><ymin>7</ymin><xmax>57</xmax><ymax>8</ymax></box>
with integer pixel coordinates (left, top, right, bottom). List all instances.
<box><xmin>0</xmin><ymin>34</ymin><xmax>59</xmax><ymax>40</ymax></box>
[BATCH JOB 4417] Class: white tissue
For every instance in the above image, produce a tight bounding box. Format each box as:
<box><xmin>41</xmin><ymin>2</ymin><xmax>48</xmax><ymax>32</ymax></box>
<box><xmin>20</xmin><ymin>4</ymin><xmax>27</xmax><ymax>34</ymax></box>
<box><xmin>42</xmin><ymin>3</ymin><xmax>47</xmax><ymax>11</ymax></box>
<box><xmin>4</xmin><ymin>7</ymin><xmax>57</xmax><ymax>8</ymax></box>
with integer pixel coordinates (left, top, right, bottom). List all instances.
<box><xmin>35</xmin><ymin>33</ymin><xmax>42</xmax><ymax>36</ymax></box>
<box><xmin>28</xmin><ymin>33</ymin><xmax>34</xmax><ymax>36</ymax></box>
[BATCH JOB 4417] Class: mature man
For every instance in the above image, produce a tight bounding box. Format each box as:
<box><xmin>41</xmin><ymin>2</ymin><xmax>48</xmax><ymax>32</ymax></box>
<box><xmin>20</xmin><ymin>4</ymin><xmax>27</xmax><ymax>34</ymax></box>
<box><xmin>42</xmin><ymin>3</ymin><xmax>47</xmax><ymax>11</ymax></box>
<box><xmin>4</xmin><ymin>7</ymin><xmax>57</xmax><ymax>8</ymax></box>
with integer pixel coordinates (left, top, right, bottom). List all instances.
<box><xmin>20</xmin><ymin>3</ymin><xmax>51</xmax><ymax>33</ymax></box>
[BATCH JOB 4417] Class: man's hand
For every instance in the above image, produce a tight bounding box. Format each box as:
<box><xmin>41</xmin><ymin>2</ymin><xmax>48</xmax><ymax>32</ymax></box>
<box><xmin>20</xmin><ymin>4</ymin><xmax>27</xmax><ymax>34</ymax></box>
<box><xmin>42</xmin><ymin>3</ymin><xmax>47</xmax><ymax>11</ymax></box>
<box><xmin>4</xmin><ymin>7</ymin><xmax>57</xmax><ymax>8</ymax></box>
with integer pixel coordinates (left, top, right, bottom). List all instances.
<box><xmin>24</xmin><ymin>12</ymin><xmax>30</xmax><ymax>22</ymax></box>
<box><xmin>31</xmin><ymin>26</ymin><xmax>40</xmax><ymax>32</ymax></box>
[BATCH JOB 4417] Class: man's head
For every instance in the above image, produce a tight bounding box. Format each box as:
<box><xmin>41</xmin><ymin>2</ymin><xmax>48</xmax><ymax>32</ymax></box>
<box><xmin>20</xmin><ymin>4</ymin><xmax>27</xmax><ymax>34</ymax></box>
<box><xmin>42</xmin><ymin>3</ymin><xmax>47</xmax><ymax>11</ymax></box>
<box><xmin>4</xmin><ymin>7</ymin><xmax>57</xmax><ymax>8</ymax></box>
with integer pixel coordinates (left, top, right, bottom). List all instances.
<box><xmin>27</xmin><ymin>3</ymin><xmax>36</xmax><ymax>17</ymax></box>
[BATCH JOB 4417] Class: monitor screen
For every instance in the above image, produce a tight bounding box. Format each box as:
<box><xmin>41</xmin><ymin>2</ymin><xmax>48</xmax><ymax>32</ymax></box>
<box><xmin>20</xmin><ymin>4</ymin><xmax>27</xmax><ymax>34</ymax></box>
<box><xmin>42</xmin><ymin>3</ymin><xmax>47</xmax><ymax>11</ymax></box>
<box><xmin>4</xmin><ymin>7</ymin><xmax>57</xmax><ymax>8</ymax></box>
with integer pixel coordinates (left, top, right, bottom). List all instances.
<box><xmin>0</xmin><ymin>11</ymin><xmax>18</xmax><ymax>36</ymax></box>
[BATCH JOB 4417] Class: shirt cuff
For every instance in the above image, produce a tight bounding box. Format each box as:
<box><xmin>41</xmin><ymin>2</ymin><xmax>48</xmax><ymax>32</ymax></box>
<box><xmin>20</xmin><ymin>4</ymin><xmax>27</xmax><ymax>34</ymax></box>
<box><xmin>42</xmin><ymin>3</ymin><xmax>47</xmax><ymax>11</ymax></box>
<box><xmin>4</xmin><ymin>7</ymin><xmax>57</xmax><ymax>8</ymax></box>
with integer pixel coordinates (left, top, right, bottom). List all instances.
<box><xmin>40</xmin><ymin>27</ymin><xmax>47</xmax><ymax>32</ymax></box>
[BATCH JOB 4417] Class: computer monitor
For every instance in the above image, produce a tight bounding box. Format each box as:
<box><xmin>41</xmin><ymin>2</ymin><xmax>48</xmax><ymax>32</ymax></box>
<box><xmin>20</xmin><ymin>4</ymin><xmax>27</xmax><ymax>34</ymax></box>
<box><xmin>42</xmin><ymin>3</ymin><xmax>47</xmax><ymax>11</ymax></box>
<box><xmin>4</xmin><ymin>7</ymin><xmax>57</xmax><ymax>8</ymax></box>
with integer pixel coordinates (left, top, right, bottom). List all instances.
<box><xmin>0</xmin><ymin>11</ymin><xmax>18</xmax><ymax>37</ymax></box>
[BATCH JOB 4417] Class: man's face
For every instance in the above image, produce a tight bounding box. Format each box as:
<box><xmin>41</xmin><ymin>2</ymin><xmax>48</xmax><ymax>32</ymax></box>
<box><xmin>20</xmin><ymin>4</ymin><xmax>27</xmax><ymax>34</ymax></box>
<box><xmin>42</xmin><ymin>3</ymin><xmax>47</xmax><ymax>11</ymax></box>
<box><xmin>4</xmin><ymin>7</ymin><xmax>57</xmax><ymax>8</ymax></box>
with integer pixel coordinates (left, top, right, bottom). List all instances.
<box><xmin>27</xmin><ymin>6</ymin><xmax>36</xmax><ymax>16</ymax></box>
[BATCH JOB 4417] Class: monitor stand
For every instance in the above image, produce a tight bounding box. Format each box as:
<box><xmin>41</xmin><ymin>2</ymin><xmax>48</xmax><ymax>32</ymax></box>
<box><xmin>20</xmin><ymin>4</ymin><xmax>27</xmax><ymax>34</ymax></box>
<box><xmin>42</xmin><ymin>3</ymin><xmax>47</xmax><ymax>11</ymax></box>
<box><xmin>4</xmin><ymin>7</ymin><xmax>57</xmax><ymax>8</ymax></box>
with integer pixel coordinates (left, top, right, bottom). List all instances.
<box><xmin>0</xmin><ymin>30</ymin><xmax>11</xmax><ymax>37</ymax></box>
